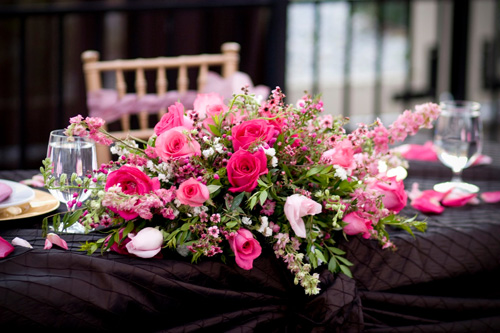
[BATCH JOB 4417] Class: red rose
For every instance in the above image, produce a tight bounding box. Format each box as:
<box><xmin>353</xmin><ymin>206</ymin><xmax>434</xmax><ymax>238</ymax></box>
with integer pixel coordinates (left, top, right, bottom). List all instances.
<box><xmin>176</xmin><ymin>178</ymin><xmax>210</xmax><ymax>207</ymax></box>
<box><xmin>228</xmin><ymin>228</ymin><xmax>262</xmax><ymax>270</ymax></box>
<box><xmin>154</xmin><ymin>102</ymin><xmax>193</xmax><ymax>136</ymax></box>
<box><xmin>105</xmin><ymin>165</ymin><xmax>160</xmax><ymax>220</ymax></box>
<box><xmin>155</xmin><ymin>126</ymin><xmax>201</xmax><ymax>161</ymax></box>
<box><xmin>231</xmin><ymin>119</ymin><xmax>275</xmax><ymax>151</ymax></box>
<box><xmin>227</xmin><ymin>149</ymin><xmax>268</xmax><ymax>193</ymax></box>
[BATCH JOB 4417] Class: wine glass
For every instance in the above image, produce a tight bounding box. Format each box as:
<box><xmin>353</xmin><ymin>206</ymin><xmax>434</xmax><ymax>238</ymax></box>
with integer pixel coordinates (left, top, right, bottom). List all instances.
<box><xmin>46</xmin><ymin>129</ymin><xmax>97</xmax><ymax>232</ymax></box>
<box><xmin>433</xmin><ymin>100</ymin><xmax>482</xmax><ymax>193</ymax></box>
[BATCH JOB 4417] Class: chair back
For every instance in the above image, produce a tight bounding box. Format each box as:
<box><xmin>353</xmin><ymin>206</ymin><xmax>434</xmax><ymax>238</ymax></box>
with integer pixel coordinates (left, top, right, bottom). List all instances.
<box><xmin>81</xmin><ymin>42</ymin><xmax>240</xmax><ymax>165</ymax></box>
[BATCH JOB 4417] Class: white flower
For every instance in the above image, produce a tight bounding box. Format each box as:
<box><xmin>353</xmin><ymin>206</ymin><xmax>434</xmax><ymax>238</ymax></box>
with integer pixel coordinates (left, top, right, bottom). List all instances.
<box><xmin>242</xmin><ymin>216</ymin><xmax>252</xmax><ymax>225</ymax></box>
<box><xmin>263</xmin><ymin>227</ymin><xmax>272</xmax><ymax>237</ymax></box>
<box><xmin>333</xmin><ymin>166</ymin><xmax>348</xmax><ymax>180</ymax></box>
<box><xmin>257</xmin><ymin>216</ymin><xmax>269</xmax><ymax>234</ymax></box>
<box><xmin>271</xmin><ymin>156</ymin><xmax>278</xmax><ymax>167</ymax></box>
<box><xmin>263</xmin><ymin>147</ymin><xmax>276</xmax><ymax>156</ymax></box>
<box><xmin>214</xmin><ymin>143</ymin><xmax>224</xmax><ymax>154</ymax></box>
<box><xmin>202</xmin><ymin>147</ymin><xmax>215</xmax><ymax>158</ymax></box>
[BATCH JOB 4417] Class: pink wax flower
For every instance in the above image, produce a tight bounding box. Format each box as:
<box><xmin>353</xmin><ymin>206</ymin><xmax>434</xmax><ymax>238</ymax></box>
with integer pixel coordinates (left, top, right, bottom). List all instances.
<box><xmin>367</xmin><ymin>176</ymin><xmax>407</xmax><ymax>213</ymax></box>
<box><xmin>226</xmin><ymin>149</ymin><xmax>268</xmax><ymax>193</ymax></box>
<box><xmin>125</xmin><ymin>227</ymin><xmax>164</xmax><ymax>258</ymax></box>
<box><xmin>231</xmin><ymin>119</ymin><xmax>275</xmax><ymax>151</ymax></box>
<box><xmin>105</xmin><ymin>165</ymin><xmax>161</xmax><ymax>220</ymax></box>
<box><xmin>0</xmin><ymin>236</ymin><xmax>14</xmax><ymax>258</ymax></box>
<box><xmin>176</xmin><ymin>178</ymin><xmax>210</xmax><ymax>207</ymax></box>
<box><xmin>342</xmin><ymin>212</ymin><xmax>373</xmax><ymax>239</ymax></box>
<box><xmin>154</xmin><ymin>102</ymin><xmax>194</xmax><ymax>136</ymax></box>
<box><xmin>227</xmin><ymin>228</ymin><xmax>262</xmax><ymax>270</ymax></box>
<box><xmin>193</xmin><ymin>92</ymin><xmax>225</xmax><ymax>120</ymax></box>
<box><xmin>284</xmin><ymin>194</ymin><xmax>322</xmax><ymax>238</ymax></box>
<box><xmin>155</xmin><ymin>126</ymin><xmax>201</xmax><ymax>161</ymax></box>
<box><xmin>320</xmin><ymin>139</ymin><xmax>356</xmax><ymax>172</ymax></box>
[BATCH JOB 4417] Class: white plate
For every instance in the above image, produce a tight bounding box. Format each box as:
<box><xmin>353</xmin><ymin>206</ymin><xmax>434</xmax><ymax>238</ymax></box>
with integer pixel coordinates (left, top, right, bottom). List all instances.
<box><xmin>0</xmin><ymin>179</ymin><xmax>36</xmax><ymax>209</ymax></box>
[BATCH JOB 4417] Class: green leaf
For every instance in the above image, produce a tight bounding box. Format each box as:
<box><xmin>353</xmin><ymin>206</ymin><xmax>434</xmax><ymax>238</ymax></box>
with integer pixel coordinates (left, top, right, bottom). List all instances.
<box><xmin>328</xmin><ymin>256</ymin><xmax>338</xmax><ymax>272</ymax></box>
<box><xmin>226</xmin><ymin>221</ymin><xmax>238</xmax><ymax>229</ymax></box>
<box><xmin>337</xmin><ymin>256</ymin><xmax>354</xmax><ymax>266</ymax></box>
<box><xmin>257</xmin><ymin>178</ymin><xmax>267</xmax><ymax>187</ymax></box>
<box><xmin>207</xmin><ymin>184</ymin><xmax>221</xmax><ymax>194</ymax></box>
<box><xmin>314</xmin><ymin>249</ymin><xmax>327</xmax><ymax>263</ymax></box>
<box><xmin>259</xmin><ymin>191</ymin><xmax>268</xmax><ymax>206</ymax></box>
<box><xmin>249</xmin><ymin>195</ymin><xmax>258</xmax><ymax>210</ymax></box>
<box><xmin>180</xmin><ymin>222</ymin><xmax>192</xmax><ymax>231</ymax></box>
<box><xmin>123</xmin><ymin>221</ymin><xmax>135</xmax><ymax>237</ymax></box>
<box><xmin>328</xmin><ymin>246</ymin><xmax>345</xmax><ymax>255</ymax></box>
<box><xmin>231</xmin><ymin>192</ymin><xmax>245</xmax><ymax>210</ymax></box>
<box><xmin>339</xmin><ymin>264</ymin><xmax>353</xmax><ymax>278</ymax></box>
<box><xmin>208</xmin><ymin>124</ymin><xmax>221</xmax><ymax>137</ymax></box>
<box><xmin>306</xmin><ymin>167</ymin><xmax>323</xmax><ymax>178</ymax></box>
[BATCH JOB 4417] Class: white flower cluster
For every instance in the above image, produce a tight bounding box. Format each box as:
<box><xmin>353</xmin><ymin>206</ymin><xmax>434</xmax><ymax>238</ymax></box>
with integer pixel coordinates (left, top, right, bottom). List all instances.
<box><xmin>263</xmin><ymin>147</ymin><xmax>278</xmax><ymax>167</ymax></box>
<box><xmin>202</xmin><ymin>136</ymin><xmax>224</xmax><ymax>159</ymax></box>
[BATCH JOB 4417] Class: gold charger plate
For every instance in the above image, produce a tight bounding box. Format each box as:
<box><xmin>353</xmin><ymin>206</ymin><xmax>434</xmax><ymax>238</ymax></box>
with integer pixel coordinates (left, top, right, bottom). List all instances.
<box><xmin>0</xmin><ymin>189</ymin><xmax>60</xmax><ymax>221</ymax></box>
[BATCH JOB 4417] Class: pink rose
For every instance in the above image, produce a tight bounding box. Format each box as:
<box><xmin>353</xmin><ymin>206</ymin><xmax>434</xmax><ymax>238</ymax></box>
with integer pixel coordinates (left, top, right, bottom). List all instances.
<box><xmin>193</xmin><ymin>92</ymin><xmax>225</xmax><ymax>119</ymax></box>
<box><xmin>284</xmin><ymin>194</ymin><xmax>322</xmax><ymax>238</ymax></box>
<box><xmin>0</xmin><ymin>236</ymin><xmax>14</xmax><ymax>258</ymax></box>
<box><xmin>125</xmin><ymin>227</ymin><xmax>164</xmax><ymax>258</ymax></box>
<box><xmin>228</xmin><ymin>228</ymin><xmax>262</xmax><ymax>270</ymax></box>
<box><xmin>177</xmin><ymin>177</ymin><xmax>210</xmax><ymax>207</ymax></box>
<box><xmin>202</xmin><ymin>103</ymin><xmax>230</xmax><ymax>134</ymax></box>
<box><xmin>321</xmin><ymin>139</ymin><xmax>356</xmax><ymax>172</ymax></box>
<box><xmin>105</xmin><ymin>165</ymin><xmax>160</xmax><ymax>219</ymax></box>
<box><xmin>231</xmin><ymin>119</ymin><xmax>275</xmax><ymax>151</ymax></box>
<box><xmin>367</xmin><ymin>176</ymin><xmax>407</xmax><ymax>213</ymax></box>
<box><xmin>227</xmin><ymin>149</ymin><xmax>268</xmax><ymax>193</ymax></box>
<box><xmin>343</xmin><ymin>212</ymin><xmax>373</xmax><ymax>239</ymax></box>
<box><xmin>154</xmin><ymin>102</ymin><xmax>194</xmax><ymax>136</ymax></box>
<box><xmin>155</xmin><ymin>126</ymin><xmax>201</xmax><ymax>161</ymax></box>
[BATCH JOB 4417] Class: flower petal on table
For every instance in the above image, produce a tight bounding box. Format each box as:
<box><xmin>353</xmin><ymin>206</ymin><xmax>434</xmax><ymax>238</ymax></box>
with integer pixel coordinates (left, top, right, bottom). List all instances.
<box><xmin>410</xmin><ymin>189</ymin><xmax>447</xmax><ymax>214</ymax></box>
<box><xmin>44</xmin><ymin>233</ymin><xmax>69</xmax><ymax>250</ymax></box>
<box><xmin>441</xmin><ymin>191</ymin><xmax>477</xmax><ymax>207</ymax></box>
<box><xmin>480</xmin><ymin>191</ymin><xmax>500</xmax><ymax>203</ymax></box>
<box><xmin>0</xmin><ymin>236</ymin><xmax>15</xmax><ymax>258</ymax></box>
<box><xmin>11</xmin><ymin>237</ymin><xmax>33</xmax><ymax>248</ymax></box>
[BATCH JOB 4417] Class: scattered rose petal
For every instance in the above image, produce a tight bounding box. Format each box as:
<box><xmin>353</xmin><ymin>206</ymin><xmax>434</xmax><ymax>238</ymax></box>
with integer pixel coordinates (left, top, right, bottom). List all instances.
<box><xmin>44</xmin><ymin>233</ymin><xmax>69</xmax><ymax>250</ymax></box>
<box><xmin>0</xmin><ymin>236</ymin><xmax>15</xmax><ymax>258</ymax></box>
<box><xmin>441</xmin><ymin>191</ymin><xmax>477</xmax><ymax>207</ymax></box>
<box><xmin>411</xmin><ymin>190</ymin><xmax>446</xmax><ymax>214</ymax></box>
<box><xmin>11</xmin><ymin>237</ymin><xmax>33</xmax><ymax>248</ymax></box>
<box><xmin>480</xmin><ymin>191</ymin><xmax>500</xmax><ymax>203</ymax></box>
<box><xmin>472</xmin><ymin>155</ymin><xmax>492</xmax><ymax>166</ymax></box>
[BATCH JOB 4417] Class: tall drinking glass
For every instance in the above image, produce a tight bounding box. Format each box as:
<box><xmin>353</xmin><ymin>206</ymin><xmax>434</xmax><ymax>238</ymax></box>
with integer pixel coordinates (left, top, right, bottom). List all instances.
<box><xmin>46</xmin><ymin>130</ymin><xmax>97</xmax><ymax>231</ymax></box>
<box><xmin>433</xmin><ymin>101</ymin><xmax>482</xmax><ymax>193</ymax></box>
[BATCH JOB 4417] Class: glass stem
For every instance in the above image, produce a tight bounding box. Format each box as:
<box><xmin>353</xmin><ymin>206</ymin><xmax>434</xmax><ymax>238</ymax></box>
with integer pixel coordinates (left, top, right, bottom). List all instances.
<box><xmin>451</xmin><ymin>169</ymin><xmax>463</xmax><ymax>183</ymax></box>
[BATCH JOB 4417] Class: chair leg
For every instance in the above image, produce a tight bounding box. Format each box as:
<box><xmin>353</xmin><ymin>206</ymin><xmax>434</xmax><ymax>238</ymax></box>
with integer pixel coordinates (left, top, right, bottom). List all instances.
<box><xmin>96</xmin><ymin>143</ymin><xmax>112</xmax><ymax>167</ymax></box>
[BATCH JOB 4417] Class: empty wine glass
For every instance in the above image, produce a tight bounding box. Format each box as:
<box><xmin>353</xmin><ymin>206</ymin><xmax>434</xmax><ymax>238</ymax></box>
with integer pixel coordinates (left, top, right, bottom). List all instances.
<box><xmin>433</xmin><ymin>101</ymin><xmax>482</xmax><ymax>193</ymax></box>
<box><xmin>46</xmin><ymin>129</ymin><xmax>97</xmax><ymax>232</ymax></box>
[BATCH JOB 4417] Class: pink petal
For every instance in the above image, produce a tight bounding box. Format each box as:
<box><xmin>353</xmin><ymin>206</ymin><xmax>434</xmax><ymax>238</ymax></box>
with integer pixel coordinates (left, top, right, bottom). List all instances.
<box><xmin>397</xmin><ymin>141</ymin><xmax>438</xmax><ymax>161</ymax></box>
<box><xmin>11</xmin><ymin>237</ymin><xmax>33</xmax><ymax>248</ymax></box>
<box><xmin>44</xmin><ymin>238</ymin><xmax>53</xmax><ymax>250</ymax></box>
<box><xmin>410</xmin><ymin>190</ymin><xmax>448</xmax><ymax>214</ymax></box>
<box><xmin>480</xmin><ymin>191</ymin><xmax>500</xmax><ymax>203</ymax></box>
<box><xmin>45</xmin><ymin>233</ymin><xmax>69</xmax><ymax>250</ymax></box>
<box><xmin>0</xmin><ymin>236</ymin><xmax>15</xmax><ymax>258</ymax></box>
<box><xmin>442</xmin><ymin>191</ymin><xmax>477</xmax><ymax>207</ymax></box>
<box><xmin>472</xmin><ymin>155</ymin><xmax>492</xmax><ymax>166</ymax></box>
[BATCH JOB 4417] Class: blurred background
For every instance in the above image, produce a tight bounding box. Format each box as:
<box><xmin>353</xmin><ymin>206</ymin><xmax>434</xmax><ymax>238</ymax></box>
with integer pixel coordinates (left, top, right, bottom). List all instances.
<box><xmin>0</xmin><ymin>0</ymin><xmax>499</xmax><ymax>170</ymax></box>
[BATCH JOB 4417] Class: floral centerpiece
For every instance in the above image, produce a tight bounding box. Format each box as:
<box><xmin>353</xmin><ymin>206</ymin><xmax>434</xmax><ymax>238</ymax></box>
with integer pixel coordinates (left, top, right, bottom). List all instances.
<box><xmin>41</xmin><ymin>87</ymin><xmax>439</xmax><ymax>295</ymax></box>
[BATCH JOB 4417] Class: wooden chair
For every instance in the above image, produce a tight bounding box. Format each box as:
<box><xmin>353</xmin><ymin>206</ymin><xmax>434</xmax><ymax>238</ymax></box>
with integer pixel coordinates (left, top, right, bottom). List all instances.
<box><xmin>81</xmin><ymin>42</ymin><xmax>240</xmax><ymax>165</ymax></box>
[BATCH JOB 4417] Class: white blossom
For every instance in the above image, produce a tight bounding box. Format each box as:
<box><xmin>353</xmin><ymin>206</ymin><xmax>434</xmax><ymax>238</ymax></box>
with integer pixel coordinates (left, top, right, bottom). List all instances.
<box><xmin>242</xmin><ymin>216</ymin><xmax>252</xmax><ymax>225</ymax></box>
<box><xmin>333</xmin><ymin>166</ymin><xmax>348</xmax><ymax>180</ymax></box>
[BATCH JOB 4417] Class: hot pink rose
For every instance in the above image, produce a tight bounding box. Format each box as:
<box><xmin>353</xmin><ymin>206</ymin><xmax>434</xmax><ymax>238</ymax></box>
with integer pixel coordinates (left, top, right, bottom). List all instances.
<box><xmin>321</xmin><ymin>139</ymin><xmax>356</xmax><ymax>172</ymax></box>
<box><xmin>284</xmin><ymin>194</ymin><xmax>322</xmax><ymax>238</ymax></box>
<box><xmin>176</xmin><ymin>178</ymin><xmax>210</xmax><ymax>207</ymax></box>
<box><xmin>125</xmin><ymin>227</ymin><xmax>164</xmax><ymax>258</ymax></box>
<box><xmin>105</xmin><ymin>165</ymin><xmax>160</xmax><ymax>219</ymax></box>
<box><xmin>193</xmin><ymin>92</ymin><xmax>225</xmax><ymax>119</ymax></box>
<box><xmin>154</xmin><ymin>102</ymin><xmax>194</xmax><ymax>136</ymax></box>
<box><xmin>228</xmin><ymin>228</ymin><xmax>262</xmax><ymax>270</ymax></box>
<box><xmin>227</xmin><ymin>149</ymin><xmax>268</xmax><ymax>193</ymax></box>
<box><xmin>155</xmin><ymin>126</ymin><xmax>201</xmax><ymax>161</ymax></box>
<box><xmin>343</xmin><ymin>212</ymin><xmax>373</xmax><ymax>239</ymax></box>
<box><xmin>367</xmin><ymin>176</ymin><xmax>407</xmax><ymax>213</ymax></box>
<box><xmin>231</xmin><ymin>119</ymin><xmax>275</xmax><ymax>151</ymax></box>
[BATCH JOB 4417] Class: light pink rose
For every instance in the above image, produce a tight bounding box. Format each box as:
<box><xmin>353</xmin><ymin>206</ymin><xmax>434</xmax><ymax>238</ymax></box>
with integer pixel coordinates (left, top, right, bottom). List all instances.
<box><xmin>231</xmin><ymin>119</ymin><xmax>275</xmax><ymax>151</ymax></box>
<box><xmin>228</xmin><ymin>228</ymin><xmax>262</xmax><ymax>270</ymax></box>
<box><xmin>154</xmin><ymin>102</ymin><xmax>194</xmax><ymax>136</ymax></box>
<box><xmin>284</xmin><ymin>194</ymin><xmax>322</xmax><ymax>238</ymax></box>
<box><xmin>125</xmin><ymin>227</ymin><xmax>164</xmax><ymax>258</ymax></box>
<box><xmin>367</xmin><ymin>176</ymin><xmax>407</xmax><ymax>213</ymax></box>
<box><xmin>105</xmin><ymin>165</ymin><xmax>161</xmax><ymax>220</ymax></box>
<box><xmin>176</xmin><ymin>178</ymin><xmax>210</xmax><ymax>207</ymax></box>
<box><xmin>0</xmin><ymin>236</ymin><xmax>14</xmax><ymax>258</ymax></box>
<box><xmin>342</xmin><ymin>212</ymin><xmax>373</xmax><ymax>239</ymax></box>
<box><xmin>202</xmin><ymin>103</ymin><xmax>230</xmax><ymax>134</ymax></box>
<box><xmin>321</xmin><ymin>139</ymin><xmax>356</xmax><ymax>172</ymax></box>
<box><xmin>155</xmin><ymin>126</ymin><xmax>201</xmax><ymax>161</ymax></box>
<box><xmin>193</xmin><ymin>92</ymin><xmax>225</xmax><ymax>119</ymax></box>
<box><xmin>227</xmin><ymin>149</ymin><xmax>268</xmax><ymax>193</ymax></box>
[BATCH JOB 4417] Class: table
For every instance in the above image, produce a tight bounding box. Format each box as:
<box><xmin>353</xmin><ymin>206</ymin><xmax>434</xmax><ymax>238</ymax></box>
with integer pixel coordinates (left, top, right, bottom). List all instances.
<box><xmin>0</xmin><ymin>160</ymin><xmax>499</xmax><ymax>332</ymax></box>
